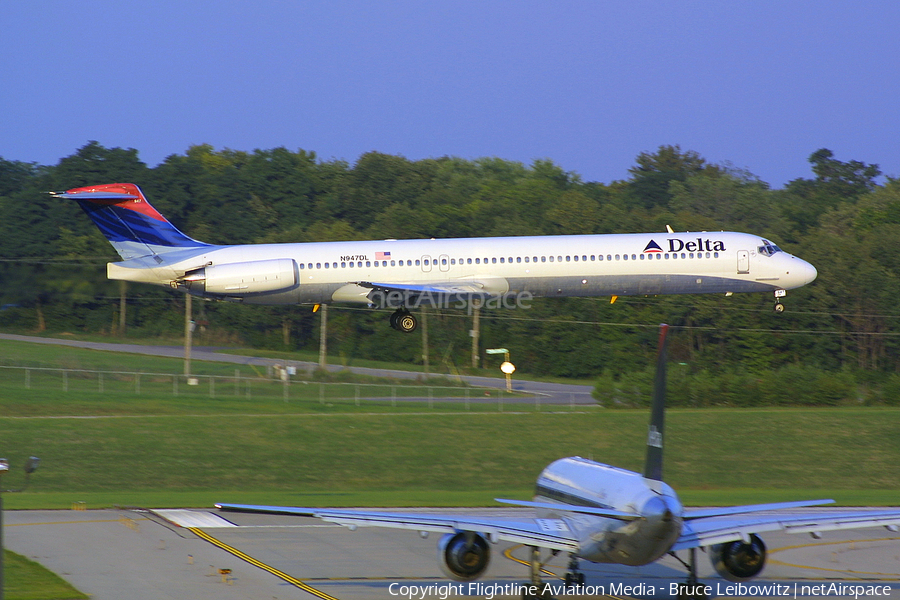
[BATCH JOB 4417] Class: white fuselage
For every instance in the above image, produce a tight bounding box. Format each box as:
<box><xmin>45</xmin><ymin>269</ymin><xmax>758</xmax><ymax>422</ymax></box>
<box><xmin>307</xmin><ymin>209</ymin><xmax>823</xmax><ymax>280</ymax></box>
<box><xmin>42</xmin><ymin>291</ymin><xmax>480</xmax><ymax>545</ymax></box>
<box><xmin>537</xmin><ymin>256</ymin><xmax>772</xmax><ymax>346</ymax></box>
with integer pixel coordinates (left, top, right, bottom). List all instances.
<box><xmin>107</xmin><ymin>231</ymin><xmax>817</xmax><ymax>305</ymax></box>
<box><xmin>533</xmin><ymin>457</ymin><xmax>684</xmax><ymax>566</ymax></box>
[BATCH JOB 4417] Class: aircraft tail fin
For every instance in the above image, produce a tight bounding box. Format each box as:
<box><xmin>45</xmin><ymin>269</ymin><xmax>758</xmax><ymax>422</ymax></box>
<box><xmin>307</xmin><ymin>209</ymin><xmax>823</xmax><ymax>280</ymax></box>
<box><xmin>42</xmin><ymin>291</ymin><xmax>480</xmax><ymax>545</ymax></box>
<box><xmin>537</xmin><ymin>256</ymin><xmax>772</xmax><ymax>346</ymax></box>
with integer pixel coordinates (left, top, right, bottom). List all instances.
<box><xmin>643</xmin><ymin>323</ymin><xmax>668</xmax><ymax>481</ymax></box>
<box><xmin>53</xmin><ymin>183</ymin><xmax>210</xmax><ymax>261</ymax></box>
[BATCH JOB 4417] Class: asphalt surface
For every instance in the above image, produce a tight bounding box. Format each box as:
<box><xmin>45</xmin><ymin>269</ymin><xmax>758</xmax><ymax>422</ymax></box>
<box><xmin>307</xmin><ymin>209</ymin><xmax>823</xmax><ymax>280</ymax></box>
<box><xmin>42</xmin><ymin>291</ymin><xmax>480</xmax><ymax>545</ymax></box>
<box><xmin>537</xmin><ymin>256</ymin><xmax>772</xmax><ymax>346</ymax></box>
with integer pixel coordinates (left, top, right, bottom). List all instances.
<box><xmin>6</xmin><ymin>507</ymin><xmax>900</xmax><ymax>600</ymax></box>
<box><xmin>0</xmin><ymin>333</ymin><xmax>594</xmax><ymax>404</ymax></box>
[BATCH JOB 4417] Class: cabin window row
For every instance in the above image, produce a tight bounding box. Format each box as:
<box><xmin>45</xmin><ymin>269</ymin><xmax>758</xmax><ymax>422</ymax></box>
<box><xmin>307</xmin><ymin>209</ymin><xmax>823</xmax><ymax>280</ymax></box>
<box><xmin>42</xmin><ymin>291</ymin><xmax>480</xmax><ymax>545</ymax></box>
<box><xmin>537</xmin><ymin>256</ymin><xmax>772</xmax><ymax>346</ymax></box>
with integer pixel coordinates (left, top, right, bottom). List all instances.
<box><xmin>297</xmin><ymin>252</ymin><xmax>720</xmax><ymax>270</ymax></box>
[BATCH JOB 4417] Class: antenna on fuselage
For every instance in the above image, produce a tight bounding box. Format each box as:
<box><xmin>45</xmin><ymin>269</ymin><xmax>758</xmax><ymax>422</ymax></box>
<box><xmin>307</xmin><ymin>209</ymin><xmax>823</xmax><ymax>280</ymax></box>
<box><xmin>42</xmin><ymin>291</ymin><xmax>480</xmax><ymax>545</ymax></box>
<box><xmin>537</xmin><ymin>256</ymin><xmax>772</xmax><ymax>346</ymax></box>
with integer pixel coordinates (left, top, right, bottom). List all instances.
<box><xmin>643</xmin><ymin>323</ymin><xmax>668</xmax><ymax>481</ymax></box>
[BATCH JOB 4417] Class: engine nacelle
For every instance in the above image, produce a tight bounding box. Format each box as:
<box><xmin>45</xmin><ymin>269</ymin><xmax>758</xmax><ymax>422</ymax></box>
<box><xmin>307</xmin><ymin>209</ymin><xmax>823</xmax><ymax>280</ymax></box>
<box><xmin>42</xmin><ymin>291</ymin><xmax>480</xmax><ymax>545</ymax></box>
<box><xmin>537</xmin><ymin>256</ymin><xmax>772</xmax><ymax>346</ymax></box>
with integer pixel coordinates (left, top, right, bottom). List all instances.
<box><xmin>709</xmin><ymin>534</ymin><xmax>767</xmax><ymax>582</ymax></box>
<box><xmin>437</xmin><ymin>532</ymin><xmax>490</xmax><ymax>581</ymax></box>
<box><xmin>182</xmin><ymin>259</ymin><xmax>298</xmax><ymax>295</ymax></box>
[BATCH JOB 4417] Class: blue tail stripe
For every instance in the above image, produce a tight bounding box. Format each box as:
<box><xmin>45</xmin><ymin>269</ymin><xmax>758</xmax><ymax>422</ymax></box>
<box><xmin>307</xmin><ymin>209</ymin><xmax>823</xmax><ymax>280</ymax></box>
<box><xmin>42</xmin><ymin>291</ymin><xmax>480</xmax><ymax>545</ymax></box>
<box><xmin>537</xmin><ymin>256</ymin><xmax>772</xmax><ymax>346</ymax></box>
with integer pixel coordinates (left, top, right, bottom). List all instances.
<box><xmin>78</xmin><ymin>202</ymin><xmax>208</xmax><ymax>249</ymax></box>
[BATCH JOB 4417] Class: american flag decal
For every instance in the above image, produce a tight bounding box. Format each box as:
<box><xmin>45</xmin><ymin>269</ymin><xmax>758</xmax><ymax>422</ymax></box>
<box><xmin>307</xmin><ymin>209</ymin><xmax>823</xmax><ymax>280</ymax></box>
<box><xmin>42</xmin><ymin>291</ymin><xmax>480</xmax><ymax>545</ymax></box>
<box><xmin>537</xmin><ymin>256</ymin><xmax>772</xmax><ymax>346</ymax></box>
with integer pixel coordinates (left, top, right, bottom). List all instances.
<box><xmin>376</xmin><ymin>251</ymin><xmax>391</xmax><ymax>260</ymax></box>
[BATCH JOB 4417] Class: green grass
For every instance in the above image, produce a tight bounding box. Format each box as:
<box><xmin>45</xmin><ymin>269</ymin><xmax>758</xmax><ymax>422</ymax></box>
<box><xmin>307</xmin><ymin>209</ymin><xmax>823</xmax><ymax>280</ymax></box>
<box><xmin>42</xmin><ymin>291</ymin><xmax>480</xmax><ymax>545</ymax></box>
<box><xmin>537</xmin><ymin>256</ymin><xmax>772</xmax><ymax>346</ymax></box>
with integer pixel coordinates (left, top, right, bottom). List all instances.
<box><xmin>4</xmin><ymin>550</ymin><xmax>87</xmax><ymax>600</ymax></box>
<box><xmin>0</xmin><ymin>337</ymin><xmax>899</xmax><ymax>509</ymax></box>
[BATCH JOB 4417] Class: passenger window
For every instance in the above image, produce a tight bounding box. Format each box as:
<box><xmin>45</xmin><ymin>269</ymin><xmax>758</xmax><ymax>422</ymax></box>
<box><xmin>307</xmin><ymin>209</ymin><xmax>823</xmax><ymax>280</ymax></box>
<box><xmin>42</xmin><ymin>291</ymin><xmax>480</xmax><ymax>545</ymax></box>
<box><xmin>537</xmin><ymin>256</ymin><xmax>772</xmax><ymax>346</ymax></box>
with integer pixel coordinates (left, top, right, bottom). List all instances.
<box><xmin>623</xmin><ymin>254</ymin><xmax>628</xmax><ymax>261</ymax></box>
<box><xmin>590</xmin><ymin>255</ymin><xmax>595</xmax><ymax>261</ymax></box>
<box><xmin>442</xmin><ymin>258</ymin><xmax>447</xmax><ymax>265</ymax></box>
<box><xmin>517</xmin><ymin>257</ymin><xmax>522</xmax><ymax>263</ymax></box>
<box><xmin>500</xmin><ymin>257</ymin><xmax>505</xmax><ymax>264</ymax></box>
<box><xmin>492</xmin><ymin>258</ymin><xmax>497</xmax><ymax>264</ymax></box>
<box><xmin>549</xmin><ymin>256</ymin><xmax>554</xmax><ymax>262</ymax></box>
<box><xmin>467</xmin><ymin>258</ymin><xmax>473</xmax><ymax>264</ymax></box>
<box><xmin>325</xmin><ymin>263</ymin><xmax>330</xmax><ymax>268</ymax></box>
<box><xmin>541</xmin><ymin>256</ymin><xmax>546</xmax><ymax>262</ymax></box>
<box><xmin>299</xmin><ymin>263</ymin><xmax>305</xmax><ymax>269</ymax></box>
<box><xmin>316</xmin><ymin>263</ymin><xmax>321</xmax><ymax>269</ymax></box>
<box><xmin>416</xmin><ymin>260</ymin><xmax>421</xmax><ymax>266</ymax></box>
<box><xmin>308</xmin><ymin>263</ymin><xmax>313</xmax><ymax>269</ymax></box>
<box><xmin>615</xmin><ymin>255</ymin><xmax>620</xmax><ymax>260</ymax></box>
<box><xmin>607</xmin><ymin>255</ymin><xmax>612</xmax><ymax>261</ymax></box>
<box><xmin>475</xmin><ymin>258</ymin><xmax>480</xmax><ymax>264</ymax></box>
<box><xmin>450</xmin><ymin>259</ymin><xmax>455</xmax><ymax>265</ymax></box>
<box><xmin>567</xmin><ymin>256</ymin><xmax>571</xmax><ymax>262</ymax></box>
<box><xmin>639</xmin><ymin>254</ymin><xmax>644</xmax><ymax>260</ymax></box>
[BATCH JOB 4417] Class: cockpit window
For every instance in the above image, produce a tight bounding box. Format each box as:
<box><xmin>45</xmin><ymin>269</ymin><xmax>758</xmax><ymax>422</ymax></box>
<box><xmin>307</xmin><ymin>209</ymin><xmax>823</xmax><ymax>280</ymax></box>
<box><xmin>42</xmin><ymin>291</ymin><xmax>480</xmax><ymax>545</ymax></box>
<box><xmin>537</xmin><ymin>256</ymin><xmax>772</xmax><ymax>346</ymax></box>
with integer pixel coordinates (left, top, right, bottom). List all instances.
<box><xmin>758</xmin><ymin>242</ymin><xmax>782</xmax><ymax>257</ymax></box>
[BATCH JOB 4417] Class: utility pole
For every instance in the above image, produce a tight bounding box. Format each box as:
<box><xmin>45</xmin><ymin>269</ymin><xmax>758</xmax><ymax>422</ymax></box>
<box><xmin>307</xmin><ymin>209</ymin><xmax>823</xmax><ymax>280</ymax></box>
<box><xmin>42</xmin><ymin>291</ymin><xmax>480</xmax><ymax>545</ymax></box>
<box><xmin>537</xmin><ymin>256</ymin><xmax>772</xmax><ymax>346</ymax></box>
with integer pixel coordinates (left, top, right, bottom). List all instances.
<box><xmin>183</xmin><ymin>293</ymin><xmax>193</xmax><ymax>378</ymax></box>
<box><xmin>118</xmin><ymin>281</ymin><xmax>127</xmax><ymax>336</ymax></box>
<box><xmin>421</xmin><ymin>308</ymin><xmax>430</xmax><ymax>375</ymax></box>
<box><xmin>318</xmin><ymin>304</ymin><xmax>328</xmax><ymax>370</ymax></box>
<box><xmin>470</xmin><ymin>304</ymin><xmax>481</xmax><ymax>369</ymax></box>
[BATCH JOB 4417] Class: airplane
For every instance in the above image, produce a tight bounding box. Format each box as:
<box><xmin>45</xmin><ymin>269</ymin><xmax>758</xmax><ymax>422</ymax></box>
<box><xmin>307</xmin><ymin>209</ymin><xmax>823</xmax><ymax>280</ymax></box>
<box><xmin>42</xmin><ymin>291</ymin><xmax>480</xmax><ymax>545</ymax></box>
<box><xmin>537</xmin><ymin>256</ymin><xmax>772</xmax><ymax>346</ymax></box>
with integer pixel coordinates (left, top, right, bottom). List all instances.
<box><xmin>217</xmin><ymin>324</ymin><xmax>900</xmax><ymax>598</ymax></box>
<box><xmin>54</xmin><ymin>183</ymin><xmax>818</xmax><ymax>333</ymax></box>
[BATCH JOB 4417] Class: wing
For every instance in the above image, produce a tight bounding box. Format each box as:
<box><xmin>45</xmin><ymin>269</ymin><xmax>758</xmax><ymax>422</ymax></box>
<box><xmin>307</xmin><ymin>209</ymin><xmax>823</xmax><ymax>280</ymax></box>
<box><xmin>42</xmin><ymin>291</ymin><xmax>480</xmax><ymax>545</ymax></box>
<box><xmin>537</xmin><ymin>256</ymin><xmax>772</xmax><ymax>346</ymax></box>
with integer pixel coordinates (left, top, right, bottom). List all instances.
<box><xmin>215</xmin><ymin>503</ymin><xmax>579</xmax><ymax>552</ymax></box>
<box><xmin>359</xmin><ymin>277</ymin><xmax>510</xmax><ymax>297</ymax></box>
<box><xmin>673</xmin><ymin>507</ymin><xmax>900</xmax><ymax>551</ymax></box>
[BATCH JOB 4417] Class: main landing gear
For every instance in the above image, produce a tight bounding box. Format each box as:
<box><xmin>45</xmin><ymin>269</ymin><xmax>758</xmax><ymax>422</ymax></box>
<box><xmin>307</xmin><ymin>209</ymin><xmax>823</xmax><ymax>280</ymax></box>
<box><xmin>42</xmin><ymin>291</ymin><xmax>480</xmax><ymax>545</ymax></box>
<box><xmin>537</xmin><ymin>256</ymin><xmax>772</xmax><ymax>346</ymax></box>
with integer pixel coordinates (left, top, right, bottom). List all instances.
<box><xmin>670</xmin><ymin>547</ymin><xmax>708</xmax><ymax>600</ymax></box>
<box><xmin>522</xmin><ymin>546</ymin><xmax>555</xmax><ymax>600</ymax></box>
<box><xmin>389</xmin><ymin>308</ymin><xmax>418</xmax><ymax>333</ymax></box>
<box><xmin>564</xmin><ymin>555</ymin><xmax>585</xmax><ymax>587</ymax></box>
<box><xmin>519</xmin><ymin>548</ymin><xmax>583</xmax><ymax>599</ymax></box>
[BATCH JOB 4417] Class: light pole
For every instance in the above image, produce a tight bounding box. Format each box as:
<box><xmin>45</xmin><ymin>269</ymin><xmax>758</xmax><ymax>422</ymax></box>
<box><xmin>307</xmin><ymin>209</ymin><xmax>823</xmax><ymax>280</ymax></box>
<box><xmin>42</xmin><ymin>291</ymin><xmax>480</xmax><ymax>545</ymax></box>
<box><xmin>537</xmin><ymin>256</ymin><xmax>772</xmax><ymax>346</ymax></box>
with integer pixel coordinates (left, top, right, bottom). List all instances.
<box><xmin>0</xmin><ymin>457</ymin><xmax>39</xmax><ymax>600</ymax></box>
<box><xmin>486</xmin><ymin>348</ymin><xmax>515</xmax><ymax>393</ymax></box>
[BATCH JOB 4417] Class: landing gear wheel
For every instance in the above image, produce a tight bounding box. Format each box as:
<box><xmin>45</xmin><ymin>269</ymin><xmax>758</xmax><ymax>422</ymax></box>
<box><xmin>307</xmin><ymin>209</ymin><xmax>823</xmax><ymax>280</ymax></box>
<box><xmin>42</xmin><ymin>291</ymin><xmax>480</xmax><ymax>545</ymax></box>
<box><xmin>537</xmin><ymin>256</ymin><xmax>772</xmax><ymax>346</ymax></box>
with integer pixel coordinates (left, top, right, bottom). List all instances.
<box><xmin>396</xmin><ymin>313</ymin><xmax>417</xmax><ymax>333</ymax></box>
<box><xmin>774</xmin><ymin>302</ymin><xmax>785</xmax><ymax>313</ymax></box>
<box><xmin>390</xmin><ymin>309</ymin><xmax>418</xmax><ymax>333</ymax></box>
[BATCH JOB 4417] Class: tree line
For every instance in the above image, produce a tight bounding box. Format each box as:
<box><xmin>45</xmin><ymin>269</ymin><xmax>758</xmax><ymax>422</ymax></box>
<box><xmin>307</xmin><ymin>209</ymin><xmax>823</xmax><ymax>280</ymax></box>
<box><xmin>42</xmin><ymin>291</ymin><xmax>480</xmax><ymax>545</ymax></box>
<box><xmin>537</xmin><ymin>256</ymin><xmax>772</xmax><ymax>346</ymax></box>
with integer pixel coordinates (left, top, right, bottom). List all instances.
<box><xmin>0</xmin><ymin>142</ymin><xmax>898</xmax><ymax>401</ymax></box>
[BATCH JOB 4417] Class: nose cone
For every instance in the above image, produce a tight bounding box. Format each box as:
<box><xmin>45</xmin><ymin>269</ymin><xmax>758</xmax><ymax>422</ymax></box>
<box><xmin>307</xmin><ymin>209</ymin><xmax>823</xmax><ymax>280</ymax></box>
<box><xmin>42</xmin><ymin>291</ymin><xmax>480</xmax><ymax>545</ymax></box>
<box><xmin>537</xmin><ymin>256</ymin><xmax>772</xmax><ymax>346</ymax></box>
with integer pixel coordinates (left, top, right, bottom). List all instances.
<box><xmin>796</xmin><ymin>257</ymin><xmax>818</xmax><ymax>286</ymax></box>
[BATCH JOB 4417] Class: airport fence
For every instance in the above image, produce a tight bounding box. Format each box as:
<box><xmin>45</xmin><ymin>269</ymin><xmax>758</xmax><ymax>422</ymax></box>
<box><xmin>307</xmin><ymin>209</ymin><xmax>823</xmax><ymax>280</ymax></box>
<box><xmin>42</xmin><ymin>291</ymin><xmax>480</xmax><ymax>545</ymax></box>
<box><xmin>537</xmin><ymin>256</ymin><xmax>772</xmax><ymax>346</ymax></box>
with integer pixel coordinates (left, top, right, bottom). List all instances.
<box><xmin>0</xmin><ymin>365</ymin><xmax>587</xmax><ymax>411</ymax></box>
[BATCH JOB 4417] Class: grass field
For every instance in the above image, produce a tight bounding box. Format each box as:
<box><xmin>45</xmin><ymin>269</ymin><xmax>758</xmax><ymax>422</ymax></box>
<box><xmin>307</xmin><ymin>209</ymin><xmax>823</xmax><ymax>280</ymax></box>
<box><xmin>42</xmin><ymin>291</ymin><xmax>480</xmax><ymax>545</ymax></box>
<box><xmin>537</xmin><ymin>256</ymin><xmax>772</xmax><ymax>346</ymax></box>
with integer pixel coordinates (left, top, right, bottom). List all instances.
<box><xmin>1</xmin><ymin>337</ymin><xmax>899</xmax><ymax>509</ymax></box>
<box><xmin>4</xmin><ymin>550</ymin><xmax>87</xmax><ymax>600</ymax></box>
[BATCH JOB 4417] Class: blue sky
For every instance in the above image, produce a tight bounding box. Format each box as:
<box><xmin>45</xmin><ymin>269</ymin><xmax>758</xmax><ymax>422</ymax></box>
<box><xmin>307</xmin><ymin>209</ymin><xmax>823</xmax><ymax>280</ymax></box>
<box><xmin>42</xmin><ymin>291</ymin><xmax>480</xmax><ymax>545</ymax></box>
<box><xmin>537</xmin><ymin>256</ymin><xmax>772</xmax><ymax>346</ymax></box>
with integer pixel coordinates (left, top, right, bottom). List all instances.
<box><xmin>3</xmin><ymin>1</ymin><xmax>898</xmax><ymax>187</ymax></box>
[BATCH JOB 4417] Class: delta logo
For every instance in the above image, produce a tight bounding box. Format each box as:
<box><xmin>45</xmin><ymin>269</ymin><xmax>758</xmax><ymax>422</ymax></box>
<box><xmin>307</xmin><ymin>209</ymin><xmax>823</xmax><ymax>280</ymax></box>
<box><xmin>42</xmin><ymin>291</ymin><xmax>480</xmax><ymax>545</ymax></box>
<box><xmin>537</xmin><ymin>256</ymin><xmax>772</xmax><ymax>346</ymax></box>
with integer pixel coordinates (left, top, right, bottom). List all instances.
<box><xmin>644</xmin><ymin>238</ymin><xmax>726</xmax><ymax>253</ymax></box>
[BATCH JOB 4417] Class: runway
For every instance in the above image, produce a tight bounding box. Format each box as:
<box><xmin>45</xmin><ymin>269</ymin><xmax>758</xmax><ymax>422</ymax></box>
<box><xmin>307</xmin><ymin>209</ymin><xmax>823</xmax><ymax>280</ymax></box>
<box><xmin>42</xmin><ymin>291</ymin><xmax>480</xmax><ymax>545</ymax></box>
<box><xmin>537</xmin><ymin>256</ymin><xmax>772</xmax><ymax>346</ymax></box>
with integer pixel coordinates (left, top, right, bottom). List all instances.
<box><xmin>6</xmin><ymin>507</ymin><xmax>900</xmax><ymax>600</ymax></box>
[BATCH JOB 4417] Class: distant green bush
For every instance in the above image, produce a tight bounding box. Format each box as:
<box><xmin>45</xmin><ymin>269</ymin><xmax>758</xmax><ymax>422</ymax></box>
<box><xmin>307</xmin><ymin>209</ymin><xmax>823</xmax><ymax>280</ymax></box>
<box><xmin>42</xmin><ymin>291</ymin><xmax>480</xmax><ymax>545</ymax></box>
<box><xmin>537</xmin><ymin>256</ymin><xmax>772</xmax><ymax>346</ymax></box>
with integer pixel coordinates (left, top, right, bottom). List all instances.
<box><xmin>594</xmin><ymin>364</ymin><xmax>860</xmax><ymax>407</ymax></box>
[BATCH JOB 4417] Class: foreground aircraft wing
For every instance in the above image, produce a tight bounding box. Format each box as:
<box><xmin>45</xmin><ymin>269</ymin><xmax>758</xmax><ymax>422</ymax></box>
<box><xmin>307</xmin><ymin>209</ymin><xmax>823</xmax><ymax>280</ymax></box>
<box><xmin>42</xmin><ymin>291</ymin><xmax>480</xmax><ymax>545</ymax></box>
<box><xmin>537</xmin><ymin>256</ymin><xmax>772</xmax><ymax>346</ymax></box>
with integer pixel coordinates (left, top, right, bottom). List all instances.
<box><xmin>673</xmin><ymin>507</ymin><xmax>900</xmax><ymax>551</ymax></box>
<box><xmin>215</xmin><ymin>503</ymin><xmax>579</xmax><ymax>552</ymax></box>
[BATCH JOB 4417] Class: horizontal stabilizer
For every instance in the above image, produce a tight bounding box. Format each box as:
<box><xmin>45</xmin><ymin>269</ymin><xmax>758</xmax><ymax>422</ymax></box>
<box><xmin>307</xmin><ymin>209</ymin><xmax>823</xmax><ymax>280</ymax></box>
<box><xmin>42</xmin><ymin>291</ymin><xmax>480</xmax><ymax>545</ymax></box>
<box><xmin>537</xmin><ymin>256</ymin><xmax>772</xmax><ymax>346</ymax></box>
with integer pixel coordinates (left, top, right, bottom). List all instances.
<box><xmin>683</xmin><ymin>499</ymin><xmax>835</xmax><ymax>520</ymax></box>
<box><xmin>494</xmin><ymin>498</ymin><xmax>639</xmax><ymax>521</ymax></box>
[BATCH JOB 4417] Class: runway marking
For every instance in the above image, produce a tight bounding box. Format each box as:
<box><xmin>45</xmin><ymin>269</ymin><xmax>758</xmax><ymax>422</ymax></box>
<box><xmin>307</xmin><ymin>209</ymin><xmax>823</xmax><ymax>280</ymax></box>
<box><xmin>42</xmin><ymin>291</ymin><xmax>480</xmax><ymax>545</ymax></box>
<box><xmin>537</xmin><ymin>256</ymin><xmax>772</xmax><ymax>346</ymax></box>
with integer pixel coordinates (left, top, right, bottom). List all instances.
<box><xmin>5</xmin><ymin>518</ymin><xmax>141</xmax><ymax>527</ymax></box>
<box><xmin>769</xmin><ymin>536</ymin><xmax>900</xmax><ymax>578</ymax></box>
<box><xmin>188</xmin><ymin>526</ymin><xmax>340</xmax><ymax>600</ymax></box>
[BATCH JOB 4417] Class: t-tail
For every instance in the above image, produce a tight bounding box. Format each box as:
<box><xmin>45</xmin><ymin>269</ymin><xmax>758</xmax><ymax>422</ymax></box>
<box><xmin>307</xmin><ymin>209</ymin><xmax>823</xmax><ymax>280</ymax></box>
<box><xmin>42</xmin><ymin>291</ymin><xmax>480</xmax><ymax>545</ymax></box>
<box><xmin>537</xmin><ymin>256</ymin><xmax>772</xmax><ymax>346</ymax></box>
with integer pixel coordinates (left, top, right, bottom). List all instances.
<box><xmin>643</xmin><ymin>323</ymin><xmax>668</xmax><ymax>481</ymax></box>
<box><xmin>52</xmin><ymin>183</ymin><xmax>210</xmax><ymax>261</ymax></box>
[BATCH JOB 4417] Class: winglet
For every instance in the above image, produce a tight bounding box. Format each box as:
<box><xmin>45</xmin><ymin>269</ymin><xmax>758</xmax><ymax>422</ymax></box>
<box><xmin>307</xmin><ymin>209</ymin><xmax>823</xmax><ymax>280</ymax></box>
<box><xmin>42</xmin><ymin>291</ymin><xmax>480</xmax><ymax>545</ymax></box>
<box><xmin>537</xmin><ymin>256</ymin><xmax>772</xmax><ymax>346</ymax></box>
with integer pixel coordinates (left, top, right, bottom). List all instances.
<box><xmin>643</xmin><ymin>324</ymin><xmax>668</xmax><ymax>481</ymax></box>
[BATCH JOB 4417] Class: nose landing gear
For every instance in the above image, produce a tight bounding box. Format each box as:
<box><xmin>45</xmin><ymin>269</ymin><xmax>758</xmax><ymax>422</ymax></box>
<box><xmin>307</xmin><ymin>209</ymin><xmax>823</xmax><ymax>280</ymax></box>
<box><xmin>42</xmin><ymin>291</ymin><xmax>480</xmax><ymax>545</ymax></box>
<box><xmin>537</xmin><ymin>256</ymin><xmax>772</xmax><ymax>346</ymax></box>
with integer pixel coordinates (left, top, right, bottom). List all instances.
<box><xmin>774</xmin><ymin>289</ymin><xmax>786</xmax><ymax>313</ymax></box>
